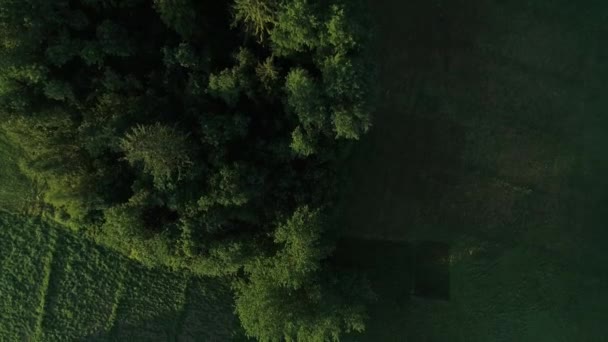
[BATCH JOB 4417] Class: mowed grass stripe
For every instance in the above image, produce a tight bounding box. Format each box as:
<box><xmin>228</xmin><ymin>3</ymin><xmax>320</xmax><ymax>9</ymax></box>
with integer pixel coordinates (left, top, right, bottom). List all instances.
<box><xmin>176</xmin><ymin>277</ymin><xmax>242</xmax><ymax>341</ymax></box>
<box><xmin>0</xmin><ymin>217</ymin><xmax>56</xmax><ymax>341</ymax></box>
<box><xmin>172</xmin><ymin>276</ymin><xmax>193</xmax><ymax>338</ymax></box>
<box><xmin>40</xmin><ymin>233</ymin><xmax>127</xmax><ymax>341</ymax></box>
<box><xmin>31</xmin><ymin>229</ymin><xmax>57</xmax><ymax>342</ymax></box>
<box><xmin>104</xmin><ymin>261</ymin><xmax>128</xmax><ymax>332</ymax></box>
<box><xmin>107</xmin><ymin>263</ymin><xmax>190</xmax><ymax>340</ymax></box>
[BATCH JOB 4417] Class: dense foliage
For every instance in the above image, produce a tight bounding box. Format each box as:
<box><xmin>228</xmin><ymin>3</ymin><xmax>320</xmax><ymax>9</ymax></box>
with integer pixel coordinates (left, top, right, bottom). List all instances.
<box><xmin>0</xmin><ymin>0</ymin><xmax>374</xmax><ymax>339</ymax></box>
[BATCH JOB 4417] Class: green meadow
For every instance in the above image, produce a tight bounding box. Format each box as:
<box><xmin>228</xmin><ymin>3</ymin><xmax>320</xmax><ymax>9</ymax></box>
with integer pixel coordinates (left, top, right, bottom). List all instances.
<box><xmin>0</xmin><ymin>212</ymin><xmax>241</xmax><ymax>341</ymax></box>
<box><xmin>336</xmin><ymin>0</ymin><xmax>608</xmax><ymax>340</ymax></box>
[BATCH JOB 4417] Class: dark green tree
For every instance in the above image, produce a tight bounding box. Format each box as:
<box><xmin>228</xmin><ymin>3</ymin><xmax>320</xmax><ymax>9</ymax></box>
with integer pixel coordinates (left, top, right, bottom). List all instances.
<box><xmin>153</xmin><ymin>0</ymin><xmax>198</xmax><ymax>38</ymax></box>
<box><xmin>235</xmin><ymin>206</ymin><xmax>372</xmax><ymax>341</ymax></box>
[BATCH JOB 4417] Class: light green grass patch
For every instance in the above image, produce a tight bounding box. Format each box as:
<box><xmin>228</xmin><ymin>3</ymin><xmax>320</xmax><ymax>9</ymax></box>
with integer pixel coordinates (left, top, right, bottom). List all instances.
<box><xmin>177</xmin><ymin>278</ymin><xmax>243</xmax><ymax>341</ymax></box>
<box><xmin>0</xmin><ymin>216</ymin><xmax>55</xmax><ymax>341</ymax></box>
<box><xmin>40</xmin><ymin>234</ymin><xmax>127</xmax><ymax>341</ymax></box>
<box><xmin>108</xmin><ymin>263</ymin><xmax>190</xmax><ymax>339</ymax></box>
<box><xmin>0</xmin><ymin>211</ymin><xmax>240</xmax><ymax>341</ymax></box>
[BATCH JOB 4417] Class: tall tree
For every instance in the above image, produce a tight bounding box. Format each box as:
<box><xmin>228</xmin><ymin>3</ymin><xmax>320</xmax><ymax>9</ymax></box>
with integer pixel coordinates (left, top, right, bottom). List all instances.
<box><xmin>120</xmin><ymin>123</ymin><xmax>194</xmax><ymax>191</ymax></box>
<box><xmin>232</xmin><ymin>0</ymin><xmax>278</xmax><ymax>42</ymax></box>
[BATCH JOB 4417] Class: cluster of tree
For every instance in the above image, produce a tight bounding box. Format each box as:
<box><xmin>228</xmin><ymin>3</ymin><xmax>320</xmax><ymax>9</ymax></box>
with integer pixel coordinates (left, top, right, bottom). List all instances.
<box><xmin>0</xmin><ymin>0</ymin><xmax>374</xmax><ymax>340</ymax></box>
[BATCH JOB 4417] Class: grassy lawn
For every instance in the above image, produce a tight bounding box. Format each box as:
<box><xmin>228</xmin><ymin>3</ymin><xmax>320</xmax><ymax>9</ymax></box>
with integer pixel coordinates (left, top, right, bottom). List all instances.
<box><xmin>39</xmin><ymin>230</ymin><xmax>130</xmax><ymax>341</ymax></box>
<box><xmin>0</xmin><ymin>212</ymin><xmax>241</xmax><ymax>341</ymax></box>
<box><xmin>337</xmin><ymin>0</ymin><xmax>608</xmax><ymax>340</ymax></box>
<box><xmin>0</xmin><ymin>216</ymin><xmax>55</xmax><ymax>341</ymax></box>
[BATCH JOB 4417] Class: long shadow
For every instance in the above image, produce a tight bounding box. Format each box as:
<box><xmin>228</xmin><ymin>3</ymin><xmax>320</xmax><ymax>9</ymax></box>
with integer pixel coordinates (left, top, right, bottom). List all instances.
<box><xmin>83</xmin><ymin>311</ymin><xmax>247</xmax><ymax>342</ymax></box>
<box><xmin>338</xmin><ymin>0</ymin><xmax>608</xmax><ymax>340</ymax></box>
<box><xmin>83</xmin><ymin>277</ymin><xmax>245</xmax><ymax>342</ymax></box>
<box><xmin>334</xmin><ymin>238</ymin><xmax>450</xmax><ymax>341</ymax></box>
<box><xmin>339</xmin><ymin>104</ymin><xmax>468</xmax><ymax>240</ymax></box>
<box><xmin>337</xmin><ymin>0</ymin><xmax>490</xmax><ymax>240</ymax></box>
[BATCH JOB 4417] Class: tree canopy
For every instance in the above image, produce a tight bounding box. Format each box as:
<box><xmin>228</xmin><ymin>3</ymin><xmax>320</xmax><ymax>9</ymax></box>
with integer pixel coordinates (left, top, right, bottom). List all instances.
<box><xmin>0</xmin><ymin>0</ymin><xmax>375</xmax><ymax>340</ymax></box>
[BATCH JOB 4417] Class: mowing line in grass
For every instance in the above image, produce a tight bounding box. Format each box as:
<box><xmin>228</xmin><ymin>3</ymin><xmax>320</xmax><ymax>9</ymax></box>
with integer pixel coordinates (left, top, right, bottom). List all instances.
<box><xmin>104</xmin><ymin>261</ymin><xmax>128</xmax><ymax>332</ymax></box>
<box><xmin>32</xmin><ymin>229</ymin><xmax>57</xmax><ymax>342</ymax></box>
<box><xmin>41</xmin><ymin>233</ymin><xmax>129</xmax><ymax>340</ymax></box>
<box><xmin>176</xmin><ymin>277</ymin><xmax>242</xmax><ymax>341</ymax></box>
<box><xmin>171</xmin><ymin>275</ymin><xmax>192</xmax><ymax>338</ymax></box>
<box><xmin>107</xmin><ymin>263</ymin><xmax>190</xmax><ymax>339</ymax></box>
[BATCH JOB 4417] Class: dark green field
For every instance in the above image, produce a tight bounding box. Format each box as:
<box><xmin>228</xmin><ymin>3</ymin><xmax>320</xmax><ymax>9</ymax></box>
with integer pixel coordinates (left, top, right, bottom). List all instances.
<box><xmin>0</xmin><ymin>212</ymin><xmax>241</xmax><ymax>341</ymax></box>
<box><xmin>336</xmin><ymin>0</ymin><xmax>608</xmax><ymax>340</ymax></box>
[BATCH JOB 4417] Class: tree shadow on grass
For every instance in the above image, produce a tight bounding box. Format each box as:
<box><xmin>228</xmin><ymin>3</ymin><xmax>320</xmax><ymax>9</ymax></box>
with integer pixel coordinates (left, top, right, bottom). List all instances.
<box><xmin>339</xmin><ymin>111</ymin><xmax>467</xmax><ymax>240</ymax></box>
<box><xmin>336</xmin><ymin>0</ymin><xmax>495</xmax><ymax>240</ymax></box>
<box><xmin>83</xmin><ymin>282</ymin><xmax>246</xmax><ymax>342</ymax></box>
<box><xmin>333</xmin><ymin>238</ymin><xmax>450</xmax><ymax>341</ymax></box>
<box><xmin>78</xmin><ymin>266</ymin><xmax>242</xmax><ymax>342</ymax></box>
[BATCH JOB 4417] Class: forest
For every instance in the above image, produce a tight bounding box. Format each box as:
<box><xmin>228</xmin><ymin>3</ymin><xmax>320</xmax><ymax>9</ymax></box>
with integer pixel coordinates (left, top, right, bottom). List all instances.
<box><xmin>0</xmin><ymin>0</ymin><xmax>376</xmax><ymax>340</ymax></box>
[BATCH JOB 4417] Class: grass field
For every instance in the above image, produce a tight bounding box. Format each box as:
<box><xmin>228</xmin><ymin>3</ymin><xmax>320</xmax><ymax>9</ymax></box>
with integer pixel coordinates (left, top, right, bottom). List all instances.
<box><xmin>0</xmin><ymin>213</ymin><xmax>241</xmax><ymax>341</ymax></box>
<box><xmin>336</xmin><ymin>0</ymin><xmax>608</xmax><ymax>340</ymax></box>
